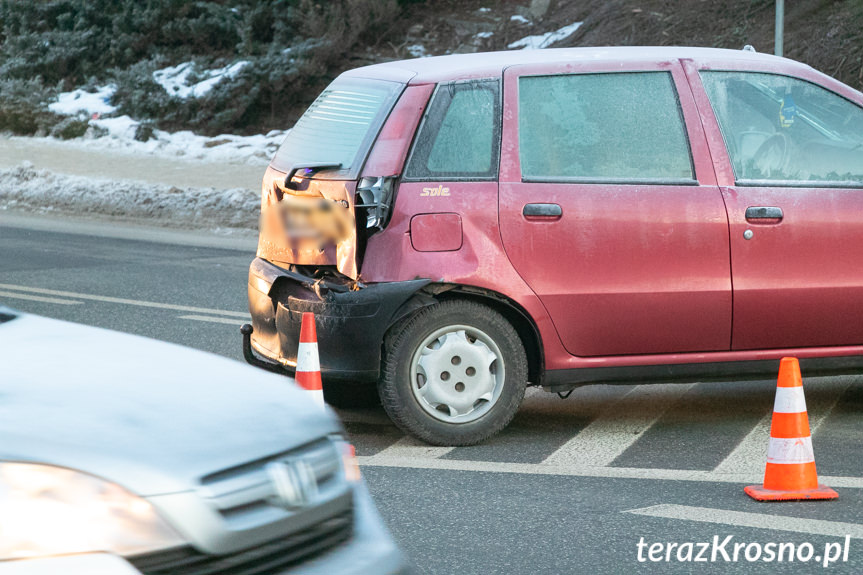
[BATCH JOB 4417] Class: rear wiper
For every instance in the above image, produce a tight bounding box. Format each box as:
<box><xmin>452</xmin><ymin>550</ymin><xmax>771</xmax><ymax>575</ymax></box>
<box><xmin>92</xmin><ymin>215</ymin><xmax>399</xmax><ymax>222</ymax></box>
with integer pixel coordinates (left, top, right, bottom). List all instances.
<box><xmin>284</xmin><ymin>162</ymin><xmax>342</xmax><ymax>190</ymax></box>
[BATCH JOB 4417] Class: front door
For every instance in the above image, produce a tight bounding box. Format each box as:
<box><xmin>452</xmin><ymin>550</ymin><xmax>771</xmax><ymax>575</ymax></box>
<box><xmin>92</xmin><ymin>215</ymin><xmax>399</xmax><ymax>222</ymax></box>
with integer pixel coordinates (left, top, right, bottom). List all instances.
<box><xmin>696</xmin><ymin>69</ymin><xmax>863</xmax><ymax>350</ymax></box>
<box><xmin>498</xmin><ymin>60</ymin><xmax>732</xmax><ymax>357</ymax></box>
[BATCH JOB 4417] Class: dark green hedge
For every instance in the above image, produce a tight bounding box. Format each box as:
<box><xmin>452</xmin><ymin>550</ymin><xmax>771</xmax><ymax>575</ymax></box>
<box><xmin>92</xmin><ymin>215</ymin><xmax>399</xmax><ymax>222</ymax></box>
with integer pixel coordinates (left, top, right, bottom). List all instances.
<box><xmin>0</xmin><ymin>0</ymin><xmax>402</xmax><ymax>135</ymax></box>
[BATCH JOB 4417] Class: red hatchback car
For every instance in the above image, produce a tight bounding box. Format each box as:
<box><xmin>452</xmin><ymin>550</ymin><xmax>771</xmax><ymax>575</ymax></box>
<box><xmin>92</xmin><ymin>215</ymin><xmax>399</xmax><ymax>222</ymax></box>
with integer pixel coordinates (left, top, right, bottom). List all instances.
<box><xmin>242</xmin><ymin>47</ymin><xmax>863</xmax><ymax>445</ymax></box>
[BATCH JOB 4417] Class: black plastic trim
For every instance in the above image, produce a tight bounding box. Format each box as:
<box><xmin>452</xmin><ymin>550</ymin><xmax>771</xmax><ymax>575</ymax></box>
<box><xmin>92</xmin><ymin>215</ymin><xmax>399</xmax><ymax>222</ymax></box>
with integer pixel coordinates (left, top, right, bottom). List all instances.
<box><xmin>246</xmin><ymin>258</ymin><xmax>431</xmax><ymax>383</ymax></box>
<box><xmin>543</xmin><ymin>355</ymin><xmax>863</xmax><ymax>392</ymax></box>
<box><xmin>240</xmin><ymin>324</ymin><xmax>290</xmax><ymax>375</ymax></box>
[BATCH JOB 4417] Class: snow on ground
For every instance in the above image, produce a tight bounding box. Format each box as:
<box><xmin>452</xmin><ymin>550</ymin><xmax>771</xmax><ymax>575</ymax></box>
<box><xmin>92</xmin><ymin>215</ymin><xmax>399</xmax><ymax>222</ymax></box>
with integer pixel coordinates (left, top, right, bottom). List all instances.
<box><xmin>45</xmin><ymin>81</ymin><xmax>286</xmax><ymax>166</ymax></box>
<box><xmin>28</xmin><ymin>124</ymin><xmax>286</xmax><ymax>166</ymax></box>
<box><xmin>510</xmin><ymin>14</ymin><xmax>531</xmax><ymax>24</ymax></box>
<box><xmin>0</xmin><ymin>162</ymin><xmax>257</xmax><ymax>232</ymax></box>
<box><xmin>49</xmin><ymin>85</ymin><xmax>117</xmax><ymax>116</ymax></box>
<box><xmin>153</xmin><ymin>61</ymin><xmax>249</xmax><ymax>99</ymax></box>
<box><xmin>77</xmin><ymin>124</ymin><xmax>286</xmax><ymax>166</ymax></box>
<box><xmin>508</xmin><ymin>21</ymin><xmax>583</xmax><ymax>50</ymax></box>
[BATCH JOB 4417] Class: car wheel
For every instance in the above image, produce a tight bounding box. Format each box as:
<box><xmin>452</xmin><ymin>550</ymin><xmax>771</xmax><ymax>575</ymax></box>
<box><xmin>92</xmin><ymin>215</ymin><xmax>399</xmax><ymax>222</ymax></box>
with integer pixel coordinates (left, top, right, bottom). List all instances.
<box><xmin>323</xmin><ymin>382</ymin><xmax>381</xmax><ymax>409</ymax></box>
<box><xmin>379</xmin><ymin>300</ymin><xmax>527</xmax><ymax>446</ymax></box>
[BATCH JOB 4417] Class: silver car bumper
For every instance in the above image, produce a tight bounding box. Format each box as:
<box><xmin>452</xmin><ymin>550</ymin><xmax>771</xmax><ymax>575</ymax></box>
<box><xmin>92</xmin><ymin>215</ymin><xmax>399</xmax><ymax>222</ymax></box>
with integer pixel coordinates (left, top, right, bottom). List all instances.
<box><xmin>0</xmin><ymin>483</ymin><xmax>407</xmax><ymax>575</ymax></box>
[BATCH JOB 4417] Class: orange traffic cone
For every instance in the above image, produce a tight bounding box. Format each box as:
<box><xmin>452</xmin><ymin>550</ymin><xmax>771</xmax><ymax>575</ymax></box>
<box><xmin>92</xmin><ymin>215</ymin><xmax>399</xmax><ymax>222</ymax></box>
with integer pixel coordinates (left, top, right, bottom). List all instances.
<box><xmin>745</xmin><ymin>357</ymin><xmax>837</xmax><ymax>501</ymax></box>
<box><xmin>296</xmin><ymin>312</ymin><xmax>325</xmax><ymax>409</ymax></box>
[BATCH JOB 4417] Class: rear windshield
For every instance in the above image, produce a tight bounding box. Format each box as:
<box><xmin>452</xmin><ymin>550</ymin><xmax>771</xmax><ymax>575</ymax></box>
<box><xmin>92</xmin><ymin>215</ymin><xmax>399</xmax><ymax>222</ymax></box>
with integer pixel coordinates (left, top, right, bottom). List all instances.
<box><xmin>271</xmin><ymin>77</ymin><xmax>403</xmax><ymax>180</ymax></box>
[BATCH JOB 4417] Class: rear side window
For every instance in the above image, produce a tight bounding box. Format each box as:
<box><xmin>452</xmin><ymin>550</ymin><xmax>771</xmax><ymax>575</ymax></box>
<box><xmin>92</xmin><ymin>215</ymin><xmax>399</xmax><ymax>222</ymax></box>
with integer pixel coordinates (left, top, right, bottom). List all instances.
<box><xmin>518</xmin><ymin>72</ymin><xmax>694</xmax><ymax>183</ymax></box>
<box><xmin>404</xmin><ymin>80</ymin><xmax>501</xmax><ymax>180</ymax></box>
<box><xmin>701</xmin><ymin>71</ymin><xmax>863</xmax><ymax>186</ymax></box>
<box><xmin>271</xmin><ymin>78</ymin><xmax>402</xmax><ymax>179</ymax></box>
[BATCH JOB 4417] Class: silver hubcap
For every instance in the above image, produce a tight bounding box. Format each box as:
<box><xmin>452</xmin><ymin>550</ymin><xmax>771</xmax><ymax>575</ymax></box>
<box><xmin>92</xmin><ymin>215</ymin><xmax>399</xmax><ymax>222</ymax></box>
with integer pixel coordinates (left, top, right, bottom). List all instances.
<box><xmin>409</xmin><ymin>325</ymin><xmax>505</xmax><ymax>423</ymax></box>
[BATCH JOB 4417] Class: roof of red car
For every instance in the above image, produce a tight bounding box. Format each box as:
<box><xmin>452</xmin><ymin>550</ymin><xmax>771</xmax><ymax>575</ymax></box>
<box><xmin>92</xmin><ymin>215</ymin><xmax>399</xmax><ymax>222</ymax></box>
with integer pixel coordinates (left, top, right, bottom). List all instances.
<box><xmin>342</xmin><ymin>46</ymin><xmax>802</xmax><ymax>84</ymax></box>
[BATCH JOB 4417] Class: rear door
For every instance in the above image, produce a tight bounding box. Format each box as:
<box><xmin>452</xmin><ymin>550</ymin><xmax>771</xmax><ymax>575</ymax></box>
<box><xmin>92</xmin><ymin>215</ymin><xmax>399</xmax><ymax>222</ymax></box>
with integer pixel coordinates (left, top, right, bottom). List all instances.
<box><xmin>498</xmin><ymin>60</ymin><xmax>731</xmax><ymax>357</ymax></box>
<box><xmin>692</xmin><ymin>67</ymin><xmax>863</xmax><ymax>350</ymax></box>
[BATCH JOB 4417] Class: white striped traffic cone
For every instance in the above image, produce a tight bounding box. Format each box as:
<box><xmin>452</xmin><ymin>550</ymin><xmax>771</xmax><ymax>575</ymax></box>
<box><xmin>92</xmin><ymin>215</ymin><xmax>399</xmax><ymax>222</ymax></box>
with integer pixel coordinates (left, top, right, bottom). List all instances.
<box><xmin>744</xmin><ymin>357</ymin><xmax>837</xmax><ymax>501</ymax></box>
<box><xmin>296</xmin><ymin>312</ymin><xmax>325</xmax><ymax>410</ymax></box>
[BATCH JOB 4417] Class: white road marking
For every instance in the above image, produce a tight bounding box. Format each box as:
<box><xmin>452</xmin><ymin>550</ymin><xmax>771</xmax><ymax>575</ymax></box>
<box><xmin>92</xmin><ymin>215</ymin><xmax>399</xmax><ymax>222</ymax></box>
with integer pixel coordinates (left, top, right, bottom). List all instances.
<box><xmin>0</xmin><ymin>283</ymin><xmax>247</xmax><ymax>317</ymax></box>
<box><xmin>626</xmin><ymin>504</ymin><xmax>863</xmax><ymax>539</ymax></box>
<box><xmin>713</xmin><ymin>379</ymin><xmax>850</xmax><ymax>476</ymax></box>
<box><xmin>542</xmin><ymin>384</ymin><xmax>693</xmax><ymax>467</ymax></box>
<box><xmin>357</xmin><ymin>455</ymin><xmax>863</xmax><ymax>488</ymax></box>
<box><xmin>179</xmin><ymin>314</ymin><xmax>248</xmax><ymax>325</ymax></box>
<box><xmin>0</xmin><ymin>290</ymin><xmax>82</xmax><ymax>305</ymax></box>
<box><xmin>366</xmin><ymin>437</ymin><xmax>455</xmax><ymax>461</ymax></box>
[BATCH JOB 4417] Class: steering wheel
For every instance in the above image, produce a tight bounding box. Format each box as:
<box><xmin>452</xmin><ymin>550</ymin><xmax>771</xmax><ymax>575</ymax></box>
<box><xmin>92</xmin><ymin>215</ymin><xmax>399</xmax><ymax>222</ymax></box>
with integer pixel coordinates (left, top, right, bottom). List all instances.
<box><xmin>751</xmin><ymin>132</ymin><xmax>790</xmax><ymax>179</ymax></box>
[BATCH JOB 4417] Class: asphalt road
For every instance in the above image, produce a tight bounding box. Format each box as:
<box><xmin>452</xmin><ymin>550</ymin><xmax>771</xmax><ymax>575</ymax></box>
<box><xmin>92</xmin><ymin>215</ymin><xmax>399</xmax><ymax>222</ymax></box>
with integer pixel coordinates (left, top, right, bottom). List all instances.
<box><xmin>4</xmin><ymin>218</ymin><xmax>863</xmax><ymax>574</ymax></box>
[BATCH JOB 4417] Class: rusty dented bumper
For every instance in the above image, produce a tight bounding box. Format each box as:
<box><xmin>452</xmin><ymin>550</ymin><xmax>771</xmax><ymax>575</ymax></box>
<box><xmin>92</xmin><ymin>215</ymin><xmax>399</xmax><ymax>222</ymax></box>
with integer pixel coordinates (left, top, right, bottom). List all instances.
<box><xmin>246</xmin><ymin>258</ymin><xmax>431</xmax><ymax>383</ymax></box>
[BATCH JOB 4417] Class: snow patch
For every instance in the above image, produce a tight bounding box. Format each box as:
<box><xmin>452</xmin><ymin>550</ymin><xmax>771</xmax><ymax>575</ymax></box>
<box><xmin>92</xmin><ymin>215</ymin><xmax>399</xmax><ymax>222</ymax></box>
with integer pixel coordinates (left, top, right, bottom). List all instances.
<box><xmin>475</xmin><ymin>31</ymin><xmax>494</xmax><ymax>39</ymax></box>
<box><xmin>153</xmin><ymin>61</ymin><xmax>249</xmax><ymax>99</ymax></box>
<box><xmin>0</xmin><ymin>162</ymin><xmax>257</xmax><ymax>232</ymax></box>
<box><xmin>510</xmin><ymin>14</ymin><xmax>531</xmax><ymax>24</ymax></box>
<box><xmin>407</xmin><ymin>44</ymin><xmax>429</xmax><ymax>58</ymax></box>
<box><xmin>508</xmin><ymin>21</ymin><xmax>583</xmax><ymax>50</ymax></box>
<box><xmin>91</xmin><ymin>115</ymin><xmax>139</xmax><ymax>139</ymax></box>
<box><xmin>49</xmin><ymin>85</ymin><xmax>117</xmax><ymax>116</ymax></box>
<box><xmin>42</xmin><ymin>60</ymin><xmax>285</xmax><ymax>169</ymax></box>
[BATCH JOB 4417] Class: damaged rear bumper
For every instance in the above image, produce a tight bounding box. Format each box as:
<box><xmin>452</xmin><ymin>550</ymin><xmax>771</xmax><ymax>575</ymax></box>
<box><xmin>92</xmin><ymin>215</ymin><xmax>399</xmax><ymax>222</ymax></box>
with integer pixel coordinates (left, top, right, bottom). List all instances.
<box><xmin>245</xmin><ymin>257</ymin><xmax>430</xmax><ymax>383</ymax></box>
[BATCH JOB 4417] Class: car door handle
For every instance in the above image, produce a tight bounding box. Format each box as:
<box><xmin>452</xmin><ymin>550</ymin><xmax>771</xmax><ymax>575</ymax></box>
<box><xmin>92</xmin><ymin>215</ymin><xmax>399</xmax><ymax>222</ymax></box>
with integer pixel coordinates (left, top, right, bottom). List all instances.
<box><xmin>523</xmin><ymin>203</ymin><xmax>562</xmax><ymax>218</ymax></box>
<box><xmin>745</xmin><ymin>206</ymin><xmax>783</xmax><ymax>221</ymax></box>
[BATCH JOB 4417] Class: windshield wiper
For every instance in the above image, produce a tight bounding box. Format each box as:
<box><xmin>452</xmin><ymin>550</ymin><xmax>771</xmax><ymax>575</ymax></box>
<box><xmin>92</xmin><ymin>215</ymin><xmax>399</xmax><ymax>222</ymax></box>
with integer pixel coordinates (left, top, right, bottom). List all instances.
<box><xmin>284</xmin><ymin>162</ymin><xmax>342</xmax><ymax>190</ymax></box>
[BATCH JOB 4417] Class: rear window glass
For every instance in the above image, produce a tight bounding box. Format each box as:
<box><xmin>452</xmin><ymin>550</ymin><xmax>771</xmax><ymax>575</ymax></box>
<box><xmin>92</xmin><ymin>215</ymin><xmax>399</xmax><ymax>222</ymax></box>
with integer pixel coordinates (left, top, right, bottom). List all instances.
<box><xmin>518</xmin><ymin>72</ymin><xmax>694</xmax><ymax>183</ymax></box>
<box><xmin>271</xmin><ymin>78</ymin><xmax>403</xmax><ymax>179</ymax></box>
<box><xmin>404</xmin><ymin>80</ymin><xmax>501</xmax><ymax>180</ymax></box>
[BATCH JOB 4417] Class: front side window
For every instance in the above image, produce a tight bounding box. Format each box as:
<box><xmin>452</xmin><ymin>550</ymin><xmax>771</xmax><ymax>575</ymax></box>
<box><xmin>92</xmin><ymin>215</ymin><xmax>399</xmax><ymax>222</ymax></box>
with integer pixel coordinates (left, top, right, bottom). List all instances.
<box><xmin>701</xmin><ymin>71</ymin><xmax>863</xmax><ymax>186</ymax></box>
<box><xmin>518</xmin><ymin>72</ymin><xmax>694</xmax><ymax>183</ymax></box>
<box><xmin>404</xmin><ymin>80</ymin><xmax>500</xmax><ymax>180</ymax></box>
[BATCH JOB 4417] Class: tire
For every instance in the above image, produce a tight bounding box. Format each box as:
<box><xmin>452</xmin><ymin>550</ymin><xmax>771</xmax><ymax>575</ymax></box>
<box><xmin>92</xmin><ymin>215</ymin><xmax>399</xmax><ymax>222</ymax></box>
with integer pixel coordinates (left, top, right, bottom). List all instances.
<box><xmin>379</xmin><ymin>299</ymin><xmax>528</xmax><ymax>446</ymax></box>
<box><xmin>323</xmin><ymin>381</ymin><xmax>381</xmax><ymax>409</ymax></box>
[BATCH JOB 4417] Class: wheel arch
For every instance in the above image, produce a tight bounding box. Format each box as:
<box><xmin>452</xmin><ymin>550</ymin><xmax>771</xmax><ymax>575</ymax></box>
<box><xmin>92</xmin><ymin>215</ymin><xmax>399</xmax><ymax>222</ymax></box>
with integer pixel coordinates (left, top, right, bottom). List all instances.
<box><xmin>387</xmin><ymin>283</ymin><xmax>545</xmax><ymax>386</ymax></box>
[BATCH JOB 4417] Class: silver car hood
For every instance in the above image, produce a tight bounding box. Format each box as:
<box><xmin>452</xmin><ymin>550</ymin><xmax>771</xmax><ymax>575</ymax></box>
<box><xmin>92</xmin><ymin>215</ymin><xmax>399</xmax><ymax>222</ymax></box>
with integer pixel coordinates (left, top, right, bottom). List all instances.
<box><xmin>0</xmin><ymin>312</ymin><xmax>341</xmax><ymax>496</ymax></box>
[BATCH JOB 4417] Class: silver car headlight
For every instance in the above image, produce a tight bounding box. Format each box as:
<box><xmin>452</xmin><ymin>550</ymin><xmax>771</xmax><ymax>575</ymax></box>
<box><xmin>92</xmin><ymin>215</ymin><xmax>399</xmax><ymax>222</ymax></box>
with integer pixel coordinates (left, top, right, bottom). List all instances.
<box><xmin>0</xmin><ymin>462</ymin><xmax>185</xmax><ymax>560</ymax></box>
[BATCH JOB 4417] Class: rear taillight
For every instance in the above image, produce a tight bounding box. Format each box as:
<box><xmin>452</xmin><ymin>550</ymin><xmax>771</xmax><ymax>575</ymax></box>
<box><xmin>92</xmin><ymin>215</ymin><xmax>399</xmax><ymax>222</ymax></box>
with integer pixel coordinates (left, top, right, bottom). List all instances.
<box><xmin>355</xmin><ymin>176</ymin><xmax>396</xmax><ymax>231</ymax></box>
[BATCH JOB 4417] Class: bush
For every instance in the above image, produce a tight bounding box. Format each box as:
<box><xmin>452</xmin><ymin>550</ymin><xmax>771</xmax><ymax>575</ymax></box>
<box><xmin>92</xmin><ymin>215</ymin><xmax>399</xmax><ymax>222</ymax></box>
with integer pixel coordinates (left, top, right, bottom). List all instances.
<box><xmin>0</xmin><ymin>78</ymin><xmax>57</xmax><ymax>135</ymax></box>
<box><xmin>110</xmin><ymin>58</ymin><xmax>179</xmax><ymax>123</ymax></box>
<box><xmin>134</xmin><ymin>121</ymin><xmax>155</xmax><ymax>142</ymax></box>
<box><xmin>0</xmin><ymin>0</ymin><xmax>403</xmax><ymax>135</ymax></box>
<box><xmin>50</xmin><ymin>116</ymin><xmax>89</xmax><ymax>139</ymax></box>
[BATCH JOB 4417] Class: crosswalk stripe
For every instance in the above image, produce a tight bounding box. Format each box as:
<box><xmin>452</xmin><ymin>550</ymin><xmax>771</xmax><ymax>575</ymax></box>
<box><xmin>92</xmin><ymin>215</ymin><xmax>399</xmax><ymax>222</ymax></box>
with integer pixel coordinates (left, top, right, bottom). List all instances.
<box><xmin>626</xmin><ymin>503</ymin><xmax>863</xmax><ymax>539</ymax></box>
<box><xmin>541</xmin><ymin>383</ymin><xmax>693</xmax><ymax>468</ymax></box>
<box><xmin>366</xmin><ymin>436</ymin><xmax>455</xmax><ymax>461</ymax></box>
<box><xmin>358</xmin><ymin>455</ymin><xmax>863</xmax><ymax>487</ymax></box>
<box><xmin>712</xmin><ymin>378</ymin><xmax>851</xmax><ymax>476</ymax></box>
